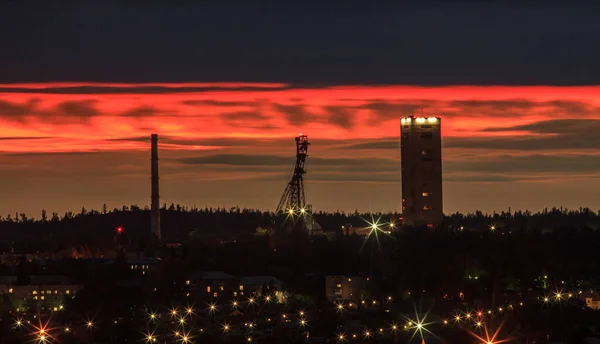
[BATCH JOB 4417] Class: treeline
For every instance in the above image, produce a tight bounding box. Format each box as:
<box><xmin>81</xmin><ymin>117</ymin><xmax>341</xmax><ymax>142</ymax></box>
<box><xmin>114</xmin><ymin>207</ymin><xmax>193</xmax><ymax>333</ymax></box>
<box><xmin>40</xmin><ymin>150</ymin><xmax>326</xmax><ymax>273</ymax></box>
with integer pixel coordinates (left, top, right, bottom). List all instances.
<box><xmin>1</xmin><ymin>204</ymin><xmax>600</xmax><ymax>254</ymax></box>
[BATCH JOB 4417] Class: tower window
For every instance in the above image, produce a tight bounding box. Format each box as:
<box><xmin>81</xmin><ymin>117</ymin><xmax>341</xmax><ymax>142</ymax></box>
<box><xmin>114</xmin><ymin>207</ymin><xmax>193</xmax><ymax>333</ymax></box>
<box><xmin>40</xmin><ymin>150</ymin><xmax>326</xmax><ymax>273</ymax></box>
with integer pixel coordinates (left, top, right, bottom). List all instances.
<box><xmin>422</xmin><ymin>192</ymin><xmax>429</xmax><ymax>197</ymax></box>
<box><xmin>423</xmin><ymin>206</ymin><xmax>431</xmax><ymax>211</ymax></box>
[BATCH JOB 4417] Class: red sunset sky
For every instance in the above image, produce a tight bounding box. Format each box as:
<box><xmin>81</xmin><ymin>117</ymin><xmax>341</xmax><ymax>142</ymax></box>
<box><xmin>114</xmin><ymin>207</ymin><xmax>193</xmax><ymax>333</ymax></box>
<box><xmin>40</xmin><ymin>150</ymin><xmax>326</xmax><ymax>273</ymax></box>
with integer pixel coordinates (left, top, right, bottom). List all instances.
<box><xmin>2</xmin><ymin>83</ymin><xmax>600</xmax><ymax>218</ymax></box>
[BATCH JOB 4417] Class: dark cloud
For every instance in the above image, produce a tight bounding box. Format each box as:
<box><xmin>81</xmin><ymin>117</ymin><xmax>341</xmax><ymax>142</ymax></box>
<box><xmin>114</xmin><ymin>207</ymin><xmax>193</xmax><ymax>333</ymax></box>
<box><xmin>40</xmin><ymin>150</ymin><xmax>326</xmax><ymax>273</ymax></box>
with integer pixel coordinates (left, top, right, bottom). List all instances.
<box><xmin>120</xmin><ymin>106</ymin><xmax>157</xmax><ymax>117</ymax></box>
<box><xmin>446</xmin><ymin>100</ymin><xmax>597</xmax><ymax>118</ymax></box>
<box><xmin>56</xmin><ymin>100</ymin><xmax>99</xmax><ymax>118</ymax></box>
<box><xmin>449</xmin><ymin>99</ymin><xmax>536</xmax><ymax>111</ymax></box>
<box><xmin>181</xmin><ymin>100</ymin><xmax>258</xmax><ymax>107</ymax></box>
<box><xmin>359</xmin><ymin>100</ymin><xmax>435</xmax><ymax>120</ymax></box>
<box><xmin>0</xmin><ymin>98</ymin><xmax>101</xmax><ymax>122</ymax></box>
<box><xmin>340</xmin><ymin>139</ymin><xmax>399</xmax><ymax>150</ymax></box>
<box><xmin>324</xmin><ymin>106</ymin><xmax>354</xmax><ymax>129</ymax></box>
<box><xmin>445</xmin><ymin>174</ymin><xmax>517</xmax><ymax>183</ymax></box>
<box><xmin>446</xmin><ymin>154</ymin><xmax>600</xmax><ymax>174</ymax></box>
<box><xmin>177</xmin><ymin>153</ymin><xmax>396</xmax><ymax>168</ymax></box>
<box><xmin>221</xmin><ymin>111</ymin><xmax>267</xmax><ymax>122</ymax></box>
<box><xmin>273</xmin><ymin>104</ymin><xmax>314</xmax><ymax>126</ymax></box>
<box><xmin>0</xmin><ymin>98</ymin><xmax>39</xmax><ymax>122</ymax></box>
<box><xmin>483</xmin><ymin>119</ymin><xmax>595</xmax><ymax>134</ymax></box>
<box><xmin>447</xmin><ymin>119</ymin><xmax>600</xmax><ymax>151</ymax></box>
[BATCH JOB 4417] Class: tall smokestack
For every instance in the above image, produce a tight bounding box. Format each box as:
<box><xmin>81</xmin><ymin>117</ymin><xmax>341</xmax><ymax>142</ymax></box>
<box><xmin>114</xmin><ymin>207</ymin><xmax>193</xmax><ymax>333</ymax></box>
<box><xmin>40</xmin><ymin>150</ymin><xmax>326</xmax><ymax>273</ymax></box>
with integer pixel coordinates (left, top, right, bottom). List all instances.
<box><xmin>151</xmin><ymin>134</ymin><xmax>161</xmax><ymax>241</ymax></box>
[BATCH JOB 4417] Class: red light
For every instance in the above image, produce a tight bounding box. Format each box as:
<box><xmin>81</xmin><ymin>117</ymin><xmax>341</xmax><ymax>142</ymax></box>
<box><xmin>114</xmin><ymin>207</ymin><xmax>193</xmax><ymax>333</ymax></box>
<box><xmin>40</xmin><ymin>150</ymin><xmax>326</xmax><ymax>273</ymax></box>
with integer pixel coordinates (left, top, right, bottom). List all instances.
<box><xmin>117</xmin><ymin>227</ymin><xmax>123</xmax><ymax>233</ymax></box>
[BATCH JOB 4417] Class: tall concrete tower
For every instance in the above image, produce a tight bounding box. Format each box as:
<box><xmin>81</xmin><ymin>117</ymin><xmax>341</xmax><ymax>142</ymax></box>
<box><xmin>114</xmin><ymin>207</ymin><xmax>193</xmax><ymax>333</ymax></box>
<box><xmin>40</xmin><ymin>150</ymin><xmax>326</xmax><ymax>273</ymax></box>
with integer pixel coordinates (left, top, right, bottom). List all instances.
<box><xmin>400</xmin><ymin>116</ymin><xmax>443</xmax><ymax>228</ymax></box>
<box><xmin>150</xmin><ymin>134</ymin><xmax>161</xmax><ymax>240</ymax></box>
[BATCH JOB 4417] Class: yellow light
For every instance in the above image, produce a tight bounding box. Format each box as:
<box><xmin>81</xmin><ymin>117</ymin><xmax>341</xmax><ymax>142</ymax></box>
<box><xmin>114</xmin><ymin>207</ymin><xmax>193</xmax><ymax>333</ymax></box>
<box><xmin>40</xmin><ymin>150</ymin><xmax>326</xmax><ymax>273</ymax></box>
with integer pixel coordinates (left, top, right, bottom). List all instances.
<box><xmin>338</xmin><ymin>333</ymin><xmax>345</xmax><ymax>341</ymax></box>
<box><xmin>187</xmin><ymin>307</ymin><xmax>193</xmax><ymax>314</ymax></box>
<box><xmin>65</xmin><ymin>327</ymin><xmax>70</xmax><ymax>332</ymax></box>
<box><xmin>300</xmin><ymin>320</ymin><xmax>306</xmax><ymax>326</ymax></box>
<box><xmin>443</xmin><ymin>320</ymin><xmax>448</xmax><ymax>325</ymax></box>
<box><xmin>466</xmin><ymin>313</ymin><xmax>471</xmax><ymax>318</ymax></box>
<box><xmin>288</xmin><ymin>209</ymin><xmax>294</xmax><ymax>214</ymax></box>
<box><xmin>299</xmin><ymin>310</ymin><xmax>304</xmax><ymax>316</ymax></box>
<box><xmin>455</xmin><ymin>316</ymin><xmax>461</xmax><ymax>321</ymax></box>
<box><xmin>247</xmin><ymin>337</ymin><xmax>252</xmax><ymax>342</ymax></box>
<box><xmin>172</xmin><ymin>310</ymin><xmax>177</xmax><ymax>316</ymax></box>
<box><xmin>427</xmin><ymin>117</ymin><xmax>438</xmax><ymax>123</ymax></box>
<box><xmin>182</xmin><ymin>336</ymin><xmax>189</xmax><ymax>342</ymax></box>
<box><xmin>150</xmin><ymin>313</ymin><xmax>156</xmax><ymax>319</ymax></box>
<box><xmin>416</xmin><ymin>117</ymin><xmax>426</xmax><ymax>124</ymax></box>
<box><xmin>416</xmin><ymin>323</ymin><xmax>422</xmax><ymax>329</ymax></box>
<box><xmin>365</xmin><ymin>331</ymin><xmax>371</xmax><ymax>337</ymax></box>
<box><xmin>300</xmin><ymin>208</ymin><xmax>306</xmax><ymax>213</ymax></box>
<box><xmin>40</xmin><ymin>329</ymin><xmax>45</xmax><ymax>334</ymax></box>
<box><xmin>392</xmin><ymin>325</ymin><xmax>397</xmax><ymax>330</ymax></box>
<box><xmin>371</xmin><ymin>224</ymin><xmax>378</xmax><ymax>230</ymax></box>
<box><xmin>476</xmin><ymin>321</ymin><xmax>482</xmax><ymax>327</ymax></box>
<box><xmin>265</xmin><ymin>296</ymin><xmax>271</xmax><ymax>302</ymax></box>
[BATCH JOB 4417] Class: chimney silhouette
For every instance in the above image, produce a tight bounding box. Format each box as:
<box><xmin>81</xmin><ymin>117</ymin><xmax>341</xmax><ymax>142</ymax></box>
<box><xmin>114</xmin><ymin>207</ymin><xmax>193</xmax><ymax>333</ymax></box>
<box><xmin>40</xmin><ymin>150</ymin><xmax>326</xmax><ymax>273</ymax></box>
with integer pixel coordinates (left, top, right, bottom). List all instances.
<box><xmin>150</xmin><ymin>134</ymin><xmax>161</xmax><ymax>241</ymax></box>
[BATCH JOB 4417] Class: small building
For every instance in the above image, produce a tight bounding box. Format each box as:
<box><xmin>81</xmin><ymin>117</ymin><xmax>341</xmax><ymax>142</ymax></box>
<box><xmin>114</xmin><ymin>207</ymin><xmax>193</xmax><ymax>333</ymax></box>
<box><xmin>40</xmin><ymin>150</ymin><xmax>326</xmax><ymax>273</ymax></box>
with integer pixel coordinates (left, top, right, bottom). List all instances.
<box><xmin>239</xmin><ymin>276</ymin><xmax>287</xmax><ymax>303</ymax></box>
<box><xmin>0</xmin><ymin>274</ymin><xmax>82</xmax><ymax>311</ymax></box>
<box><xmin>325</xmin><ymin>275</ymin><xmax>365</xmax><ymax>302</ymax></box>
<box><xmin>187</xmin><ymin>271</ymin><xmax>236</xmax><ymax>299</ymax></box>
